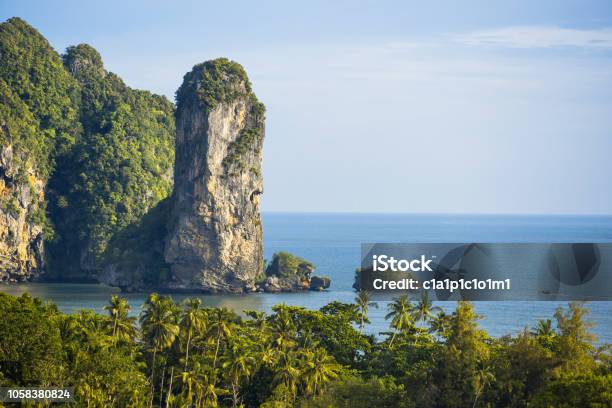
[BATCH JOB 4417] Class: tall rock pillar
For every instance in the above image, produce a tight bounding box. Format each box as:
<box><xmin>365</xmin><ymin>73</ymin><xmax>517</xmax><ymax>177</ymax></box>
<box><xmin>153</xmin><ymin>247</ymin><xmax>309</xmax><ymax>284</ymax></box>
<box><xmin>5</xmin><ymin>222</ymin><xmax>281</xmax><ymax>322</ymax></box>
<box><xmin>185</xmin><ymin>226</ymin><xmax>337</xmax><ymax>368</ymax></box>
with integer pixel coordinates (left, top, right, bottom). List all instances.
<box><xmin>164</xmin><ymin>59</ymin><xmax>265</xmax><ymax>292</ymax></box>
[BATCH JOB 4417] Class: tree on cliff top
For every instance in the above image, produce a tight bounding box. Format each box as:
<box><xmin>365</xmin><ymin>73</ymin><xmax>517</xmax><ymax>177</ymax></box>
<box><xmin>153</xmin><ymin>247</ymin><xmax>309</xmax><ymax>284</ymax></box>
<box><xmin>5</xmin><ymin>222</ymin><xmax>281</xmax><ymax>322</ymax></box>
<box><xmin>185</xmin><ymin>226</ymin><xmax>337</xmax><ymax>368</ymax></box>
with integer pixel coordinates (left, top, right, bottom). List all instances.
<box><xmin>175</xmin><ymin>58</ymin><xmax>265</xmax><ymax>119</ymax></box>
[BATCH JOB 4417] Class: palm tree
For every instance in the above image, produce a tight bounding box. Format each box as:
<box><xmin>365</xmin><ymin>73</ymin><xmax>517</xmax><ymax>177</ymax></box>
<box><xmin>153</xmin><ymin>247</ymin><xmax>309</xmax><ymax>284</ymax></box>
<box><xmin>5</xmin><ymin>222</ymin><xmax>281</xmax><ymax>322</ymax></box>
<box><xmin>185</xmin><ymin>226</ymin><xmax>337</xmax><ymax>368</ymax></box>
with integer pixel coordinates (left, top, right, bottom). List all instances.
<box><xmin>201</xmin><ymin>373</ymin><xmax>226</xmax><ymax>408</ymax></box>
<box><xmin>385</xmin><ymin>295</ymin><xmax>414</xmax><ymax>348</ymax></box>
<box><xmin>245</xmin><ymin>309</ymin><xmax>268</xmax><ymax>330</ymax></box>
<box><xmin>75</xmin><ymin>310</ymin><xmax>114</xmax><ymax>351</ymax></box>
<box><xmin>206</xmin><ymin>307</ymin><xmax>234</xmax><ymax>371</ymax></box>
<box><xmin>180</xmin><ymin>298</ymin><xmax>207</xmax><ymax>371</ymax></box>
<box><xmin>429</xmin><ymin>310</ymin><xmax>451</xmax><ymax>338</ymax></box>
<box><xmin>180</xmin><ymin>363</ymin><xmax>199</xmax><ymax>406</ymax></box>
<box><xmin>140</xmin><ymin>293</ymin><xmax>180</xmax><ymax>407</ymax></box>
<box><xmin>301</xmin><ymin>348</ymin><xmax>342</xmax><ymax>397</ymax></box>
<box><xmin>473</xmin><ymin>365</ymin><xmax>495</xmax><ymax>408</ymax></box>
<box><xmin>140</xmin><ymin>294</ymin><xmax>180</xmax><ymax>352</ymax></box>
<box><xmin>260</xmin><ymin>347</ymin><xmax>278</xmax><ymax>367</ymax></box>
<box><xmin>104</xmin><ymin>295</ymin><xmax>137</xmax><ymax>344</ymax></box>
<box><xmin>271</xmin><ymin>305</ymin><xmax>297</xmax><ymax>350</ymax></box>
<box><xmin>222</xmin><ymin>341</ymin><xmax>257</xmax><ymax>407</ymax></box>
<box><xmin>180</xmin><ymin>360</ymin><xmax>226</xmax><ymax>408</ymax></box>
<box><xmin>532</xmin><ymin>318</ymin><xmax>554</xmax><ymax>337</ymax></box>
<box><xmin>272</xmin><ymin>351</ymin><xmax>301</xmax><ymax>404</ymax></box>
<box><xmin>413</xmin><ymin>291</ymin><xmax>442</xmax><ymax>324</ymax></box>
<box><xmin>355</xmin><ymin>290</ymin><xmax>378</xmax><ymax>333</ymax></box>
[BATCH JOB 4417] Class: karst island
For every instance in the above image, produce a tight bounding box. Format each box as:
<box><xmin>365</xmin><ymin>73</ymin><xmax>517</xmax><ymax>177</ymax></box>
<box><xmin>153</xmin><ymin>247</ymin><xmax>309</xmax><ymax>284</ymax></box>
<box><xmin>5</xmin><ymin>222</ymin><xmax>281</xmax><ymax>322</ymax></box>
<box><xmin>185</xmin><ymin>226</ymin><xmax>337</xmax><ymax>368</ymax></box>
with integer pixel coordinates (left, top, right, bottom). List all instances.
<box><xmin>0</xmin><ymin>17</ymin><xmax>329</xmax><ymax>293</ymax></box>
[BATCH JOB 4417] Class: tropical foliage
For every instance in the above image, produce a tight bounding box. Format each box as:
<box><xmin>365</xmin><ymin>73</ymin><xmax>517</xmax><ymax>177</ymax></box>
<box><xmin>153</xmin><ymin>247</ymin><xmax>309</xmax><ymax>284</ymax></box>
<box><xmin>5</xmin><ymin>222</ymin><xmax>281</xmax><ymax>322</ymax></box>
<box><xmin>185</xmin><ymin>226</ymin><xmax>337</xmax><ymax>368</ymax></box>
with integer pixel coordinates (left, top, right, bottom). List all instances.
<box><xmin>0</xmin><ymin>291</ymin><xmax>610</xmax><ymax>407</ymax></box>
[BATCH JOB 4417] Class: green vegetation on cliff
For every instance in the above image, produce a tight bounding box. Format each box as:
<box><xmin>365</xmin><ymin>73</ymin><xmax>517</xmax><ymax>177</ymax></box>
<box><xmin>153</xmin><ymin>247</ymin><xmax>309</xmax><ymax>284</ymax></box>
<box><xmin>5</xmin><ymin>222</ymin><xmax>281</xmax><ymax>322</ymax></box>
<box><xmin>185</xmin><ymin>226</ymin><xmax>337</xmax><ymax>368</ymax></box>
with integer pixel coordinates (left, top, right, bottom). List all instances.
<box><xmin>266</xmin><ymin>252</ymin><xmax>315</xmax><ymax>279</ymax></box>
<box><xmin>2</xmin><ymin>18</ymin><xmax>277</xmax><ymax>285</ymax></box>
<box><xmin>47</xmin><ymin>43</ymin><xmax>175</xmax><ymax>277</ymax></box>
<box><xmin>102</xmin><ymin>198</ymin><xmax>172</xmax><ymax>288</ymax></box>
<box><xmin>0</xmin><ymin>79</ymin><xmax>40</xmax><ymax>216</ymax></box>
<box><xmin>0</xmin><ymin>17</ymin><xmax>81</xmax><ymax>177</ymax></box>
<box><xmin>222</xmin><ymin>128</ymin><xmax>263</xmax><ymax>175</ymax></box>
<box><xmin>0</xmin><ymin>18</ymin><xmax>175</xmax><ymax>279</ymax></box>
<box><xmin>176</xmin><ymin>58</ymin><xmax>265</xmax><ymax>179</ymax></box>
<box><xmin>0</xmin><ymin>293</ymin><xmax>609</xmax><ymax>407</ymax></box>
<box><xmin>176</xmin><ymin>58</ymin><xmax>254</xmax><ymax>112</ymax></box>
<box><xmin>0</xmin><ymin>17</ymin><xmax>81</xmax><ymax>245</ymax></box>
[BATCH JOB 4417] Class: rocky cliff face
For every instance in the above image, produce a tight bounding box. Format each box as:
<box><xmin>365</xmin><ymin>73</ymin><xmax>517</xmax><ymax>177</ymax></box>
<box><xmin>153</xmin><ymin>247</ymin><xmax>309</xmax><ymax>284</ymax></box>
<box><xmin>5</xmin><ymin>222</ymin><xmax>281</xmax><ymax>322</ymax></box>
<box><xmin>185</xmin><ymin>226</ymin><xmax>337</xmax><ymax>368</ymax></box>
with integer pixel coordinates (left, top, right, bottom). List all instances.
<box><xmin>0</xmin><ymin>142</ymin><xmax>45</xmax><ymax>282</ymax></box>
<box><xmin>1</xmin><ymin>19</ymin><xmax>319</xmax><ymax>292</ymax></box>
<box><xmin>164</xmin><ymin>59</ymin><xmax>265</xmax><ymax>293</ymax></box>
<box><xmin>0</xmin><ymin>18</ymin><xmax>81</xmax><ymax>281</ymax></box>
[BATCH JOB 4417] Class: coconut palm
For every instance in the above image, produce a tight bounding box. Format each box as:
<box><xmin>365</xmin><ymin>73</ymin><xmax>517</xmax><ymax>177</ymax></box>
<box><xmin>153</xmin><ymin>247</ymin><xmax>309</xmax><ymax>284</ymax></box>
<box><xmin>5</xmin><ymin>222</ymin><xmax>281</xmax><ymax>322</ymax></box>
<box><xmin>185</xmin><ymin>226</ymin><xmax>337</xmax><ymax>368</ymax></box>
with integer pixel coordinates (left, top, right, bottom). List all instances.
<box><xmin>532</xmin><ymin>318</ymin><xmax>554</xmax><ymax>337</ymax></box>
<box><xmin>180</xmin><ymin>363</ymin><xmax>198</xmax><ymax>406</ymax></box>
<box><xmin>270</xmin><ymin>305</ymin><xmax>297</xmax><ymax>350</ymax></box>
<box><xmin>139</xmin><ymin>293</ymin><xmax>180</xmax><ymax>407</ymax></box>
<box><xmin>413</xmin><ymin>291</ymin><xmax>442</xmax><ymax>324</ymax></box>
<box><xmin>206</xmin><ymin>307</ymin><xmax>234</xmax><ymax>371</ymax></box>
<box><xmin>222</xmin><ymin>341</ymin><xmax>257</xmax><ymax>407</ymax></box>
<box><xmin>180</xmin><ymin>298</ymin><xmax>207</xmax><ymax>371</ymax></box>
<box><xmin>140</xmin><ymin>294</ymin><xmax>180</xmax><ymax>352</ymax></box>
<box><xmin>180</xmin><ymin>359</ymin><xmax>227</xmax><ymax>408</ymax></box>
<box><xmin>355</xmin><ymin>289</ymin><xmax>378</xmax><ymax>333</ymax></box>
<box><xmin>385</xmin><ymin>295</ymin><xmax>414</xmax><ymax>348</ymax></box>
<box><xmin>301</xmin><ymin>348</ymin><xmax>342</xmax><ymax>397</ymax></box>
<box><xmin>104</xmin><ymin>295</ymin><xmax>137</xmax><ymax>344</ymax></box>
<box><xmin>75</xmin><ymin>310</ymin><xmax>114</xmax><ymax>351</ymax></box>
<box><xmin>201</xmin><ymin>373</ymin><xmax>226</xmax><ymax>408</ymax></box>
<box><xmin>473</xmin><ymin>364</ymin><xmax>495</xmax><ymax>408</ymax></box>
<box><xmin>260</xmin><ymin>347</ymin><xmax>278</xmax><ymax>367</ymax></box>
<box><xmin>429</xmin><ymin>310</ymin><xmax>451</xmax><ymax>338</ymax></box>
<box><xmin>272</xmin><ymin>351</ymin><xmax>301</xmax><ymax>404</ymax></box>
<box><xmin>245</xmin><ymin>309</ymin><xmax>268</xmax><ymax>330</ymax></box>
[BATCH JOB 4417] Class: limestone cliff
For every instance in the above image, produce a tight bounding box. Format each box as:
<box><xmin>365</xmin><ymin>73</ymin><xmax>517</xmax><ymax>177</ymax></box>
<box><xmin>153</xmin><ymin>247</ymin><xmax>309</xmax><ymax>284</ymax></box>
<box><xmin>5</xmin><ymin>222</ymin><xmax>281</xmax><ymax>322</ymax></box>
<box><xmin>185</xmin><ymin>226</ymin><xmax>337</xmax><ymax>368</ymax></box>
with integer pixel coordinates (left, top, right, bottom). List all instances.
<box><xmin>164</xmin><ymin>59</ymin><xmax>265</xmax><ymax>293</ymax></box>
<box><xmin>0</xmin><ymin>144</ymin><xmax>45</xmax><ymax>282</ymax></box>
<box><xmin>0</xmin><ymin>18</ymin><xmax>81</xmax><ymax>281</ymax></box>
<box><xmin>0</xmin><ymin>80</ymin><xmax>48</xmax><ymax>281</ymax></box>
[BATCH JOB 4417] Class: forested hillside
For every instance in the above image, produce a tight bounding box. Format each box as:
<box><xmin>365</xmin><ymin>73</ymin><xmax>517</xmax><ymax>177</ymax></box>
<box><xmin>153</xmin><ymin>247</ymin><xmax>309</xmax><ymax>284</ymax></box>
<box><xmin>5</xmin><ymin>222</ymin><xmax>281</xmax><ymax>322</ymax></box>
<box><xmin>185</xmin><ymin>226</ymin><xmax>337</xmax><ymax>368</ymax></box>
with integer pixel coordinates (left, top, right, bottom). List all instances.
<box><xmin>0</xmin><ymin>17</ymin><xmax>174</xmax><ymax>281</ymax></box>
<box><xmin>48</xmin><ymin>43</ymin><xmax>174</xmax><ymax>279</ymax></box>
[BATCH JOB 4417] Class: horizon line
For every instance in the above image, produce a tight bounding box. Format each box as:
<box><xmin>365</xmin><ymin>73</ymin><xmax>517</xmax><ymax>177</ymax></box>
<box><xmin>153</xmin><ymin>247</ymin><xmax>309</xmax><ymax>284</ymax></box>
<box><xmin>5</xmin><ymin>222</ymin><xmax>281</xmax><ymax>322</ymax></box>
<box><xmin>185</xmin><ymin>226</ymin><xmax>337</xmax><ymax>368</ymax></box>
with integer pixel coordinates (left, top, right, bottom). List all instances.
<box><xmin>260</xmin><ymin>210</ymin><xmax>612</xmax><ymax>217</ymax></box>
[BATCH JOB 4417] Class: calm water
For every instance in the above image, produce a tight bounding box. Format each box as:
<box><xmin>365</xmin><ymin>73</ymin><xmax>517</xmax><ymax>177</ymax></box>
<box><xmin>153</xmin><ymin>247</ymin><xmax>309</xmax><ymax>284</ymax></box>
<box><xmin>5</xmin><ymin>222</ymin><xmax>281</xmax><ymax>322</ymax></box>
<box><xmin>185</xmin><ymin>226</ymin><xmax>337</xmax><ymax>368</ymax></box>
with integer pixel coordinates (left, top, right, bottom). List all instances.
<box><xmin>2</xmin><ymin>213</ymin><xmax>612</xmax><ymax>342</ymax></box>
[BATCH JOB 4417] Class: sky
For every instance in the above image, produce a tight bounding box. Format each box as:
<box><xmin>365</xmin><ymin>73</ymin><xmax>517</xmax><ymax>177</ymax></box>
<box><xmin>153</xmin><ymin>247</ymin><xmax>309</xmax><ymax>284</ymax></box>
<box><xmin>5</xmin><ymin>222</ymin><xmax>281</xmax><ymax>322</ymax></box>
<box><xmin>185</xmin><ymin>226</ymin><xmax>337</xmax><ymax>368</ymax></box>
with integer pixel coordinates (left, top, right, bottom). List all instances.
<box><xmin>2</xmin><ymin>0</ymin><xmax>612</xmax><ymax>214</ymax></box>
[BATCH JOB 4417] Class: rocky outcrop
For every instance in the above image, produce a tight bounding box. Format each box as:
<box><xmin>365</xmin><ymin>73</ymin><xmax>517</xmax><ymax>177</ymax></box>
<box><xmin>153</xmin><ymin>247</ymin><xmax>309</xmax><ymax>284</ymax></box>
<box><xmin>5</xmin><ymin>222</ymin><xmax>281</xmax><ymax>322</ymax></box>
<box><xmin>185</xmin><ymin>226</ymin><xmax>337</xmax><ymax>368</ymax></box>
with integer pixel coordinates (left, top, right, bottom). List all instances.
<box><xmin>260</xmin><ymin>252</ymin><xmax>330</xmax><ymax>292</ymax></box>
<box><xmin>0</xmin><ymin>144</ymin><xmax>45</xmax><ymax>282</ymax></box>
<box><xmin>164</xmin><ymin>59</ymin><xmax>265</xmax><ymax>293</ymax></box>
<box><xmin>1</xmin><ymin>18</ymin><xmax>322</xmax><ymax>293</ymax></box>
<box><xmin>309</xmin><ymin>275</ymin><xmax>331</xmax><ymax>291</ymax></box>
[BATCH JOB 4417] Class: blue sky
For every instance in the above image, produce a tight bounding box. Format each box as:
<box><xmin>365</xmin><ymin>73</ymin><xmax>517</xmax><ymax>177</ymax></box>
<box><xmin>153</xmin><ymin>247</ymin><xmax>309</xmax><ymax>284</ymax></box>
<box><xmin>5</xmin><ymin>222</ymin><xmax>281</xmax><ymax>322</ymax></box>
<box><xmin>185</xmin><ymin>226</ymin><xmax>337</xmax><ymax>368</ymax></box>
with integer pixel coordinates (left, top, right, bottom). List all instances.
<box><xmin>2</xmin><ymin>0</ymin><xmax>612</xmax><ymax>214</ymax></box>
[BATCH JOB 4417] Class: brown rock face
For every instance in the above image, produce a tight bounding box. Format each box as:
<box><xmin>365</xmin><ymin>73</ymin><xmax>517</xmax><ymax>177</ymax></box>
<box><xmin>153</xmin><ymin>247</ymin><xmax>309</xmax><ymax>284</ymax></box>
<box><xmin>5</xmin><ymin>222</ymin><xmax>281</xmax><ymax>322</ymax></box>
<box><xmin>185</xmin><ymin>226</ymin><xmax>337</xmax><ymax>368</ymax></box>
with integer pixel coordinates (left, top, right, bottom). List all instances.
<box><xmin>164</xmin><ymin>59</ymin><xmax>265</xmax><ymax>293</ymax></box>
<box><xmin>0</xmin><ymin>144</ymin><xmax>45</xmax><ymax>282</ymax></box>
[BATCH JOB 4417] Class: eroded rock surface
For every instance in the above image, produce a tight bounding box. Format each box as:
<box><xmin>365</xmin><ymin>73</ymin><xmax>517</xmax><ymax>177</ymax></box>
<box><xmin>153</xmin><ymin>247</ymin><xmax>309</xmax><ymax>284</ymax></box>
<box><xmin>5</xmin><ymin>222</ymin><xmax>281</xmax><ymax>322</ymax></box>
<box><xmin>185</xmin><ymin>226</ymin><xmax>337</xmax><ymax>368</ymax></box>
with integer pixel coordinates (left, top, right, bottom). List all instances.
<box><xmin>164</xmin><ymin>59</ymin><xmax>265</xmax><ymax>293</ymax></box>
<box><xmin>0</xmin><ymin>144</ymin><xmax>45</xmax><ymax>282</ymax></box>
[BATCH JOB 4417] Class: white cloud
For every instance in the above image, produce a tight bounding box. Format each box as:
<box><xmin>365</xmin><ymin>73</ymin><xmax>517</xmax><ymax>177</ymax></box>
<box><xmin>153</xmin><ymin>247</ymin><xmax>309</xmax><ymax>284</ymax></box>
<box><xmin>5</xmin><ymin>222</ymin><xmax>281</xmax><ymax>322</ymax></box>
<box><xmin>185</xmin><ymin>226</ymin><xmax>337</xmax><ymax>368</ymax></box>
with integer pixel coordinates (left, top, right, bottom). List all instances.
<box><xmin>455</xmin><ymin>26</ymin><xmax>612</xmax><ymax>50</ymax></box>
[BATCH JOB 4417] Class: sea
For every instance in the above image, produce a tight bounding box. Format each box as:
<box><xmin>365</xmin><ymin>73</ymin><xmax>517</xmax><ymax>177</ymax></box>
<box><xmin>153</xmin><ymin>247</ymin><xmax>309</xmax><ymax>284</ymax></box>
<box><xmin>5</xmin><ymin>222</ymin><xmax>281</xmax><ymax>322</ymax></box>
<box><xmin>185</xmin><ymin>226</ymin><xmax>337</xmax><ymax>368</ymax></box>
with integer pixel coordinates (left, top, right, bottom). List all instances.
<box><xmin>1</xmin><ymin>213</ymin><xmax>611</xmax><ymax>343</ymax></box>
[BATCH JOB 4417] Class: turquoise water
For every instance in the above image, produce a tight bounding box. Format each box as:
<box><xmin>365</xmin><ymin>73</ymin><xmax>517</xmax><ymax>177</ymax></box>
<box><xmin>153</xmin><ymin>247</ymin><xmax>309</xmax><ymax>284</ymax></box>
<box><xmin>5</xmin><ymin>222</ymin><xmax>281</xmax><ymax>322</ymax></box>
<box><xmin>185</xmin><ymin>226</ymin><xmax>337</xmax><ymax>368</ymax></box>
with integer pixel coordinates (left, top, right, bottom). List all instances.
<box><xmin>1</xmin><ymin>213</ymin><xmax>612</xmax><ymax>342</ymax></box>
